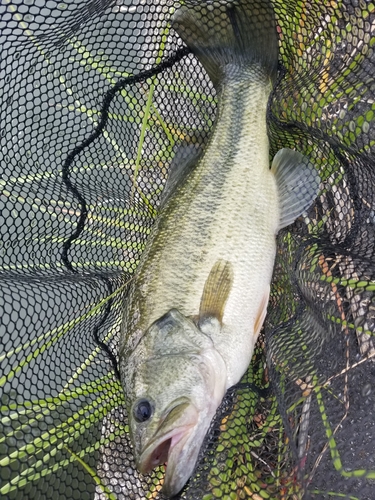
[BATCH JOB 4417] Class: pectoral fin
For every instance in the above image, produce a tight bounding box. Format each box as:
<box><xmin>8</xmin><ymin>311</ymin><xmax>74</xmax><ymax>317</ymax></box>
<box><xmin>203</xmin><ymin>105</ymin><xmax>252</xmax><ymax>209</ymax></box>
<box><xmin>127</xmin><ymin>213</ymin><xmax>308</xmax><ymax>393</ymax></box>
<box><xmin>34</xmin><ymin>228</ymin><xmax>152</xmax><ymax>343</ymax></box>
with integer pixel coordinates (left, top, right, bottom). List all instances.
<box><xmin>271</xmin><ymin>148</ymin><xmax>320</xmax><ymax>230</ymax></box>
<box><xmin>199</xmin><ymin>259</ymin><xmax>233</xmax><ymax>326</ymax></box>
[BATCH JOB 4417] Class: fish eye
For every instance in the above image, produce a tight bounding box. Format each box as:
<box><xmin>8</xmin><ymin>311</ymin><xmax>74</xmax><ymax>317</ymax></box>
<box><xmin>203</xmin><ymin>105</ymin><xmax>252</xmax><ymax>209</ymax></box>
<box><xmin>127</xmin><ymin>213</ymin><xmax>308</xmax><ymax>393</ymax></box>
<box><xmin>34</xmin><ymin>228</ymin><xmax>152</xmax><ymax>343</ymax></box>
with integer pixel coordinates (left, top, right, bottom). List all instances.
<box><xmin>133</xmin><ymin>399</ymin><xmax>153</xmax><ymax>423</ymax></box>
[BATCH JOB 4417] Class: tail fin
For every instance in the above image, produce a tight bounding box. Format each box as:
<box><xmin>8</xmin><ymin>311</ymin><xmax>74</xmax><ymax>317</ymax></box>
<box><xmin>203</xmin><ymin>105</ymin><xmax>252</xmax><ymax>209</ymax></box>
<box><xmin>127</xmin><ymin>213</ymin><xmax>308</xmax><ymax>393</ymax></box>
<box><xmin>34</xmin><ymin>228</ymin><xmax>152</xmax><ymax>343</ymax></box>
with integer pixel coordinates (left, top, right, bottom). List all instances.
<box><xmin>172</xmin><ymin>0</ymin><xmax>278</xmax><ymax>88</ymax></box>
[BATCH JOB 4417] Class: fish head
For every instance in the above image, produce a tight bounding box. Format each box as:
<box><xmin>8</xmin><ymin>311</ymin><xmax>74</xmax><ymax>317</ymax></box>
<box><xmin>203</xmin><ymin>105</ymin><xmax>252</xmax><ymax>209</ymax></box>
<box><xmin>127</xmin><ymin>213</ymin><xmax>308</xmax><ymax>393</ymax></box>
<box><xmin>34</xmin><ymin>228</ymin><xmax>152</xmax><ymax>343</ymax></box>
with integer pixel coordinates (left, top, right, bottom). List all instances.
<box><xmin>122</xmin><ymin>308</ymin><xmax>227</xmax><ymax>497</ymax></box>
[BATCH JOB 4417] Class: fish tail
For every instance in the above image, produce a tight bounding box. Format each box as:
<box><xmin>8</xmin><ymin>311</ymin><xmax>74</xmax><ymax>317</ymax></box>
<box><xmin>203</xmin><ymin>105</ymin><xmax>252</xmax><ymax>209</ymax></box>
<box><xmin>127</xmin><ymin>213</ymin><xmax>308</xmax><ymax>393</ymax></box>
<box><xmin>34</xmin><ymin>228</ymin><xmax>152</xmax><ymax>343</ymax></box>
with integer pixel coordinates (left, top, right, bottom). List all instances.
<box><xmin>172</xmin><ymin>0</ymin><xmax>278</xmax><ymax>88</ymax></box>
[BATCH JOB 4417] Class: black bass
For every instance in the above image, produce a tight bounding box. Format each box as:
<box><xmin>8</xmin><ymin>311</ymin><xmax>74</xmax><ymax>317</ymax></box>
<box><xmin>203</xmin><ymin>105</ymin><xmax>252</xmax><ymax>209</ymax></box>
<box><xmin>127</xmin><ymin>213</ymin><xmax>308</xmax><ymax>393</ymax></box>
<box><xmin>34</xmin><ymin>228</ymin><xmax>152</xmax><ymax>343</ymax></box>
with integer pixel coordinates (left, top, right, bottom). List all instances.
<box><xmin>119</xmin><ymin>0</ymin><xmax>319</xmax><ymax>496</ymax></box>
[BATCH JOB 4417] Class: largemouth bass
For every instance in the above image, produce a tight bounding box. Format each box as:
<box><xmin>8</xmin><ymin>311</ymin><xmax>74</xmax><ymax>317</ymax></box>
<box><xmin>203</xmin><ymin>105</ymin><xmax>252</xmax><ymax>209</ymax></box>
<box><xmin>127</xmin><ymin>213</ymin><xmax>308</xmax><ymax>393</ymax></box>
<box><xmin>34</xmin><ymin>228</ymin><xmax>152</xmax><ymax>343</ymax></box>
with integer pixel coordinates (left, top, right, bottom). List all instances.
<box><xmin>119</xmin><ymin>0</ymin><xmax>320</xmax><ymax>496</ymax></box>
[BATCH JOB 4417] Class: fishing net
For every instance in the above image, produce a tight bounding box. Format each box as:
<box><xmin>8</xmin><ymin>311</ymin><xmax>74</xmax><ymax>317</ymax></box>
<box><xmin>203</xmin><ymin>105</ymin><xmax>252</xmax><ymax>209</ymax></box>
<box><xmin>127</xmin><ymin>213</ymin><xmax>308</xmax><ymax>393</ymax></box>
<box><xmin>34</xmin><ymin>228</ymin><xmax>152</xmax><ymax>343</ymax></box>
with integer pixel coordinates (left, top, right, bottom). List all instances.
<box><xmin>1</xmin><ymin>0</ymin><xmax>375</xmax><ymax>498</ymax></box>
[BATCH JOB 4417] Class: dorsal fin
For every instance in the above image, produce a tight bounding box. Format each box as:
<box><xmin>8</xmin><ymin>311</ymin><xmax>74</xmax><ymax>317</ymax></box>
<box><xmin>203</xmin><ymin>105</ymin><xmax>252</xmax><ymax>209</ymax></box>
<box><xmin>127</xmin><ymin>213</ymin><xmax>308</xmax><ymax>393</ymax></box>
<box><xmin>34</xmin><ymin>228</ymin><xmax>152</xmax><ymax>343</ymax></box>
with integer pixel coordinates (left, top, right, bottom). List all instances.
<box><xmin>159</xmin><ymin>143</ymin><xmax>202</xmax><ymax>209</ymax></box>
<box><xmin>199</xmin><ymin>259</ymin><xmax>233</xmax><ymax>326</ymax></box>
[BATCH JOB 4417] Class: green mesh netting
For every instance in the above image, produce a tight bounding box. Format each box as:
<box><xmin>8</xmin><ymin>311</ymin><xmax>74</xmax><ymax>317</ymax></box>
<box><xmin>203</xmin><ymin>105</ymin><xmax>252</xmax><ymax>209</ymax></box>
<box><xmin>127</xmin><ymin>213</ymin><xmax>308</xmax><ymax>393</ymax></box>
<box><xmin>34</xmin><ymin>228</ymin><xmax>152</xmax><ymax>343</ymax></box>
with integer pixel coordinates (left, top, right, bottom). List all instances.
<box><xmin>1</xmin><ymin>0</ymin><xmax>375</xmax><ymax>499</ymax></box>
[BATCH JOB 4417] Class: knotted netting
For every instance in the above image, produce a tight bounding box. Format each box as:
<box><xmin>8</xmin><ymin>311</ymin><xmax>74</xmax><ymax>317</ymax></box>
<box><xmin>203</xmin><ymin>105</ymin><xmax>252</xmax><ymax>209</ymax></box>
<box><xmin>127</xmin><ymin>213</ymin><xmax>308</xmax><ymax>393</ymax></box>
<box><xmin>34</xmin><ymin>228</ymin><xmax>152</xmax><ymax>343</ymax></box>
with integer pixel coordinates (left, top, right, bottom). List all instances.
<box><xmin>1</xmin><ymin>0</ymin><xmax>375</xmax><ymax>499</ymax></box>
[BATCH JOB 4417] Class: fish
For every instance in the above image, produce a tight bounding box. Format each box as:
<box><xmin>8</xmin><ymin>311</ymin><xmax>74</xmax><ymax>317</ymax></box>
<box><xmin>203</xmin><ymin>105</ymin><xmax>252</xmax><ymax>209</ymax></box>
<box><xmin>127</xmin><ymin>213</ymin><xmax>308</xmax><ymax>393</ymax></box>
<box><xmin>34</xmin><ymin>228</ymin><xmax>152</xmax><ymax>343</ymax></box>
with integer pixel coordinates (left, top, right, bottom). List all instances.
<box><xmin>118</xmin><ymin>0</ymin><xmax>320</xmax><ymax>497</ymax></box>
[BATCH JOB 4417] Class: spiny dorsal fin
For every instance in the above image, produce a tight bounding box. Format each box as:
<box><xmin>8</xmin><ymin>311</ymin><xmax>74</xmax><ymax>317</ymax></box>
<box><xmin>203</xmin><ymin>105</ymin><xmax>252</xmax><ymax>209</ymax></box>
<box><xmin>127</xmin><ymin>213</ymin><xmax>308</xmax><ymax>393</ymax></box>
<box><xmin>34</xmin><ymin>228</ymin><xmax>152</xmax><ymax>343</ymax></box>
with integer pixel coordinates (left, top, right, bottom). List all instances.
<box><xmin>199</xmin><ymin>259</ymin><xmax>233</xmax><ymax>325</ymax></box>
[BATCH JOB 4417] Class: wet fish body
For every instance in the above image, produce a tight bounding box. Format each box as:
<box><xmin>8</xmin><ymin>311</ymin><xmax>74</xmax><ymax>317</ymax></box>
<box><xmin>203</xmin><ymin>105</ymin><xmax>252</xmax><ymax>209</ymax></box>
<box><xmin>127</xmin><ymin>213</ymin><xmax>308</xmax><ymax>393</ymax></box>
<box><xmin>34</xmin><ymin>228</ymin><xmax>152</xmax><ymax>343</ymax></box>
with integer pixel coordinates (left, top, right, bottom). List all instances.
<box><xmin>119</xmin><ymin>0</ymin><xmax>319</xmax><ymax>497</ymax></box>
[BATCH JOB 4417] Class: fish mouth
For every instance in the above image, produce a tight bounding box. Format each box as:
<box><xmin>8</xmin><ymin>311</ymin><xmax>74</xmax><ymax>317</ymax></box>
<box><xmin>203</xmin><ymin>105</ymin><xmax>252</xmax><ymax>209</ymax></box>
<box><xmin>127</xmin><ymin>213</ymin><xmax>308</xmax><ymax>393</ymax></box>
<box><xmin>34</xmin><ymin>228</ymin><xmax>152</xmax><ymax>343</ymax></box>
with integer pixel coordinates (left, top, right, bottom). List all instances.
<box><xmin>138</xmin><ymin>427</ymin><xmax>191</xmax><ymax>474</ymax></box>
<box><xmin>138</xmin><ymin>399</ymin><xmax>199</xmax><ymax>495</ymax></box>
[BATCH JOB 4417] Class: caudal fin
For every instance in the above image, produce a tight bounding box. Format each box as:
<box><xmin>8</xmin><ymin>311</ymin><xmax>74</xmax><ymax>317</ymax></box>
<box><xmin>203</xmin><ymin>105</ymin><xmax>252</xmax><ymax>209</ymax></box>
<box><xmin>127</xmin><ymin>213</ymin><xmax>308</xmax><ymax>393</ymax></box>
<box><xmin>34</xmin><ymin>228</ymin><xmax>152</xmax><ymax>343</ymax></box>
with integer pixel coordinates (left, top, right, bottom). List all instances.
<box><xmin>171</xmin><ymin>0</ymin><xmax>278</xmax><ymax>88</ymax></box>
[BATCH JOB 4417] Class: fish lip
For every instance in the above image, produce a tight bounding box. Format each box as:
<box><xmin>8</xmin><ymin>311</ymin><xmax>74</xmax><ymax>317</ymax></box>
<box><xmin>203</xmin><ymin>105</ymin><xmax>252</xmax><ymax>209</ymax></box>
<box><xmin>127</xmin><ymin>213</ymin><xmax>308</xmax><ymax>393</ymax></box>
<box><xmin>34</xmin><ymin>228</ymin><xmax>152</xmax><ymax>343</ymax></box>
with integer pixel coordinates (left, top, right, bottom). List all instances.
<box><xmin>137</xmin><ymin>399</ymin><xmax>198</xmax><ymax>476</ymax></box>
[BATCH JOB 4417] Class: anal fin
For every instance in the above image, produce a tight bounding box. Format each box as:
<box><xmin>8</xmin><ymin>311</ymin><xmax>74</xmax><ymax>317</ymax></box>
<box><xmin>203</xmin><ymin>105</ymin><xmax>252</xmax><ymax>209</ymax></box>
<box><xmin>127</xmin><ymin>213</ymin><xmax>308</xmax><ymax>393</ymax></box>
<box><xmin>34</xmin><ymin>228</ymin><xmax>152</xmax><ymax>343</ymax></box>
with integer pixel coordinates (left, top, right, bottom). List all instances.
<box><xmin>272</xmin><ymin>148</ymin><xmax>320</xmax><ymax>230</ymax></box>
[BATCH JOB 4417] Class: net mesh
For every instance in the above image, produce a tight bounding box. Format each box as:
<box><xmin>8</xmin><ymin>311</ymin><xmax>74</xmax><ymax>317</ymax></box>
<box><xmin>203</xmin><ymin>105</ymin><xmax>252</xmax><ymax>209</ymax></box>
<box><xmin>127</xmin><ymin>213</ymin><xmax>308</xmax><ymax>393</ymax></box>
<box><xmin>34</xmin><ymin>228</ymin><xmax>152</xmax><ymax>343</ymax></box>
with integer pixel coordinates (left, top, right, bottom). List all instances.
<box><xmin>1</xmin><ymin>0</ymin><xmax>375</xmax><ymax>499</ymax></box>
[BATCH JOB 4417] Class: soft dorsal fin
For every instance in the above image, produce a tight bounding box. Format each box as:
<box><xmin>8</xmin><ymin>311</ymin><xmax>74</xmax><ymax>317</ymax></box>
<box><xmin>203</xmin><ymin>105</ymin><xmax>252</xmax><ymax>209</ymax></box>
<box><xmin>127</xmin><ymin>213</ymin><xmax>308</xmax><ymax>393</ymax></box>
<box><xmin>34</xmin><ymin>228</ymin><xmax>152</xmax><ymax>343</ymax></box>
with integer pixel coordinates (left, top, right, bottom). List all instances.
<box><xmin>159</xmin><ymin>143</ymin><xmax>202</xmax><ymax>209</ymax></box>
<box><xmin>271</xmin><ymin>148</ymin><xmax>320</xmax><ymax>230</ymax></box>
<box><xmin>199</xmin><ymin>259</ymin><xmax>233</xmax><ymax>326</ymax></box>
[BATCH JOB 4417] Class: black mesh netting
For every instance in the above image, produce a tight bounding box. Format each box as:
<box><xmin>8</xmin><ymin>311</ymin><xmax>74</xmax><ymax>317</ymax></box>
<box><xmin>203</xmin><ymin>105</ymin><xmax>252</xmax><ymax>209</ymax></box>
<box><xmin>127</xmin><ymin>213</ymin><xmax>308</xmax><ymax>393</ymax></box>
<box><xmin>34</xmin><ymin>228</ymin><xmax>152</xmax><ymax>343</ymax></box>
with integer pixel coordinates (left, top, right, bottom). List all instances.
<box><xmin>1</xmin><ymin>0</ymin><xmax>375</xmax><ymax>499</ymax></box>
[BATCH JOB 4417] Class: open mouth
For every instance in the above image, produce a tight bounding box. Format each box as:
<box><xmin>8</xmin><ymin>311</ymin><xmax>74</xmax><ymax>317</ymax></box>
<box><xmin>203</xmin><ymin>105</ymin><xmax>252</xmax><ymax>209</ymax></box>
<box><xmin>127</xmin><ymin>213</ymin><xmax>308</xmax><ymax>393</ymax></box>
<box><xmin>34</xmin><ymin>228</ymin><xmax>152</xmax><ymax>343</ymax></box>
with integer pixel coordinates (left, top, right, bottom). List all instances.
<box><xmin>141</xmin><ymin>436</ymin><xmax>172</xmax><ymax>472</ymax></box>
<box><xmin>138</xmin><ymin>400</ymin><xmax>198</xmax><ymax>475</ymax></box>
<box><xmin>149</xmin><ymin>437</ymin><xmax>171</xmax><ymax>468</ymax></box>
<box><xmin>139</xmin><ymin>427</ymin><xmax>190</xmax><ymax>474</ymax></box>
